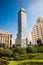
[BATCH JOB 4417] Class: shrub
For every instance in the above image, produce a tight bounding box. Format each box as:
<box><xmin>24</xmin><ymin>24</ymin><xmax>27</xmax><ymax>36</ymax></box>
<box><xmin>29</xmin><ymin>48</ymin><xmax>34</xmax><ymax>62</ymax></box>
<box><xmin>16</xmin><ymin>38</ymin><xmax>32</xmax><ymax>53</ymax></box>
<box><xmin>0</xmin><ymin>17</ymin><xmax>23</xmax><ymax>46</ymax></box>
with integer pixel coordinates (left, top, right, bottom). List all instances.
<box><xmin>13</xmin><ymin>53</ymin><xmax>35</xmax><ymax>60</ymax></box>
<box><xmin>13</xmin><ymin>52</ymin><xmax>20</xmax><ymax>60</ymax></box>
<box><xmin>37</xmin><ymin>46</ymin><xmax>43</xmax><ymax>53</ymax></box>
<box><xmin>13</xmin><ymin>53</ymin><xmax>28</xmax><ymax>60</ymax></box>
<box><xmin>13</xmin><ymin>53</ymin><xmax>43</xmax><ymax>60</ymax></box>
<box><xmin>5</xmin><ymin>48</ymin><xmax>13</xmax><ymax>57</ymax></box>
<box><xmin>1</xmin><ymin>57</ymin><xmax>8</xmax><ymax>60</ymax></box>
<box><xmin>26</xmin><ymin>46</ymin><xmax>37</xmax><ymax>53</ymax></box>
<box><xmin>0</xmin><ymin>48</ymin><xmax>13</xmax><ymax>57</ymax></box>
<box><xmin>0</xmin><ymin>48</ymin><xmax>5</xmax><ymax>56</ymax></box>
<box><xmin>13</xmin><ymin>47</ymin><xmax>26</xmax><ymax>54</ymax></box>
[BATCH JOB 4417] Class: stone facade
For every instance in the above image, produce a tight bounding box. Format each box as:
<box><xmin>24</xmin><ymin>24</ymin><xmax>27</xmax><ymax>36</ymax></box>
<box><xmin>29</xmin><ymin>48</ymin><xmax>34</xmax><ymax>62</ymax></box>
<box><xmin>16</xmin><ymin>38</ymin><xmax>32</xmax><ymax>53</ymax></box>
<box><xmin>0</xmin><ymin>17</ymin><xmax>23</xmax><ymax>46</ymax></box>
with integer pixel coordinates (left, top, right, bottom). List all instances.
<box><xmin>0</xmin><ymin>30</ymin><xmax>12</xmax><ymax>48</ymax></box>
<box><xmin>32</xmin><ymin>17</ymin><xmax>43</xmax><ymax>45</ymax></box>
<box><xmin>15</xmin><ymin>8</ymin><xmax>29</xmax><ymax>47</ymax></box>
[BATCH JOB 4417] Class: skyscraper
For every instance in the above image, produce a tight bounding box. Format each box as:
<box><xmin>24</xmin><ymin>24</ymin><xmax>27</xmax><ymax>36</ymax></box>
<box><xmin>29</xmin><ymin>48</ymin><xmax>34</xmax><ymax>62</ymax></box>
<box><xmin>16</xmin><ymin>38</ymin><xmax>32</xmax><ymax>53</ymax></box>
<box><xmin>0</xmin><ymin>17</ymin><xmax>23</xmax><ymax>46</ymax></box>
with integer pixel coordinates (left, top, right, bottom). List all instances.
<box><xmin>15</xmin><ymin>8</ymin><xmax>29</xmax><ymax>47</ymax></box>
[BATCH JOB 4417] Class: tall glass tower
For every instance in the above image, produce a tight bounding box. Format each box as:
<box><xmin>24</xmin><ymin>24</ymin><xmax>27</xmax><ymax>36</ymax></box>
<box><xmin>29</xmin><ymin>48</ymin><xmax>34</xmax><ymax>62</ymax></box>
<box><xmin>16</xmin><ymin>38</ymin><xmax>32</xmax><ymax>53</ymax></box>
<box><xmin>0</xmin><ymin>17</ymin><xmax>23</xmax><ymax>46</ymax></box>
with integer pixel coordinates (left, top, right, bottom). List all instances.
<box><xmin>15</xmin><ymin>8</ymin><xmax>29</xmax><ymax>47</ymax></box>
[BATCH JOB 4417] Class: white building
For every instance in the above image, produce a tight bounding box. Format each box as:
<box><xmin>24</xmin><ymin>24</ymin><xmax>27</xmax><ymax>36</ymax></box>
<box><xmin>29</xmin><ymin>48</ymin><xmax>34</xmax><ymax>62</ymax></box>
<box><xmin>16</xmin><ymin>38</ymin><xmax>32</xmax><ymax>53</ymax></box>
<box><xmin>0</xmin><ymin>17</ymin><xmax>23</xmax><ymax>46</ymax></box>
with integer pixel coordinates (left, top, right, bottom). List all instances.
<box><xmin>32</xmin><ymin>17</ymin><xmax>43</xmax><ymax>45</ymax></box>
<box><xmin>15</xmin><ymin>8</ymin><xmax>29</xmax><ymax>47</ymax></box>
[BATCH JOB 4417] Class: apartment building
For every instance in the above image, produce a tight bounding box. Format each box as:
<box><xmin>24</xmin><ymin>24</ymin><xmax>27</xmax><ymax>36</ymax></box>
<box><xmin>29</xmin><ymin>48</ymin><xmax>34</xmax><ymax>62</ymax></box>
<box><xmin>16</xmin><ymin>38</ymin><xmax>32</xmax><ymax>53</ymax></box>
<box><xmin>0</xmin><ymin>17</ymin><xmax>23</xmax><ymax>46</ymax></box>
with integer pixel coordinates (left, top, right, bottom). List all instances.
<box><xmin>32</xmin><ymin>17</ymin><xmax>43</xmax><ymax>45</ymax></box>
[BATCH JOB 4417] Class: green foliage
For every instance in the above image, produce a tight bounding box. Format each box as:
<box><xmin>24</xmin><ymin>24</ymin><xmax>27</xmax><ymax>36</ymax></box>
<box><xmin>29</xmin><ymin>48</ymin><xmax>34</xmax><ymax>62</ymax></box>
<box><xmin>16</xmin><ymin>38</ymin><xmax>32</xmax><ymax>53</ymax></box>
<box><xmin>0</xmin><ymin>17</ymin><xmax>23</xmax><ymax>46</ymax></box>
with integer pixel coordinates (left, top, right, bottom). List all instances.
<box><xmin>5</xmin><ymin>48</ymin><xmax>13</xmax><ymax>57</ymax></box>
<box><xmin>26</xmin><ymin>46</ymin><xmax>37</xmax><ymax>53</ymax></box>
<box><xmin>14</xmin><ymin>53</ymin><xmax>29</xmax><ymax>60</ymax></box>
<box><xmin>13</xmin><ymin>53</ymin><xmax>20</xmax><ymax>60</ymax></box>
<box><xmin>37</xmin><ymin>46</ymin><xmax>43</xmax><ymax>53</ymax></box>
<box><xmin>1</xmin><ymin>57</ymin><xmax>9</xmax><ymax>61</ymax></box>
<box><xmin>0</xmin><ymin>48</ymin><xmax>6</xmax><ymax>56</ymax></box>
<box><xmin>1</xmin><ymin>45</ymin><xmax>43</xmax><ymax>61</ymax></box>
<box><xmin>13</xmin><ymin>47</ymin><xmax>26</xmax><ymax>54</ymax></box>
<box><xmin>0</xmin><ymin>48</ymin><xmax>13</xmax><ymax>57</ymax></box>
<box><xmin>13</xmin><ymin>53</ymin><xmax>38</xmax><ymax>60</ymax></box>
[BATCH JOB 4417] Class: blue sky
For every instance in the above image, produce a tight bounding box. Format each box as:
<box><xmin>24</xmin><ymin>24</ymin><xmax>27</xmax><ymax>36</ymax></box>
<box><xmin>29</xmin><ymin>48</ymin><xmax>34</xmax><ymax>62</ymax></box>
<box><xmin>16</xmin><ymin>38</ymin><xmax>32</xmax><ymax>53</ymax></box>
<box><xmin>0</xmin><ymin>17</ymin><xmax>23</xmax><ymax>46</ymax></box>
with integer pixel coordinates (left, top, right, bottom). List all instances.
<box><xmin>0</xmin><ymin>0</ymin><xmax>43</xmax><ymax>43</ymax></box>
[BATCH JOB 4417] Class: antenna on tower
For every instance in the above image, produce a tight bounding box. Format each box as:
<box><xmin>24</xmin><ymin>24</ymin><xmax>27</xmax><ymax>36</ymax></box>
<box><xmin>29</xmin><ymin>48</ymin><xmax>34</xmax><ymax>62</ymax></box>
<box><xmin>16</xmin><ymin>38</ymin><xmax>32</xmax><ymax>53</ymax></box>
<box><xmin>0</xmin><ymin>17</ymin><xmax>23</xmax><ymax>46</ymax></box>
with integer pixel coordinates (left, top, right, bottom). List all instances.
<box><xmin>21</xmin><ymin>0</ymin><xmax>22</xmax><ymax>8</ymax></box>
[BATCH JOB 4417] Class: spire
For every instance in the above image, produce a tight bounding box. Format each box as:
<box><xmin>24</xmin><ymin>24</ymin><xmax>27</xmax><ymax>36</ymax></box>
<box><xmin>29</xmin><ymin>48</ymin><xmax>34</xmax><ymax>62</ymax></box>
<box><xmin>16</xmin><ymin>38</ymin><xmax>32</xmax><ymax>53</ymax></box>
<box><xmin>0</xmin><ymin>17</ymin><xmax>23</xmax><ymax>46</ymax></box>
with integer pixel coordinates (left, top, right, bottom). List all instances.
<box><xmin>20</xmin><ymin>0</ymin><xmax>26</xmax><ymax>12</ymax></box>
<box><xmin>21</xmin><ymin>0</ymin><xmax>22</xmax><ymax>8</ymax></box>
<box><xmin>18</xmin><ymin>0</ymin><xmax>26</xmax><ymax>13</ymax></box>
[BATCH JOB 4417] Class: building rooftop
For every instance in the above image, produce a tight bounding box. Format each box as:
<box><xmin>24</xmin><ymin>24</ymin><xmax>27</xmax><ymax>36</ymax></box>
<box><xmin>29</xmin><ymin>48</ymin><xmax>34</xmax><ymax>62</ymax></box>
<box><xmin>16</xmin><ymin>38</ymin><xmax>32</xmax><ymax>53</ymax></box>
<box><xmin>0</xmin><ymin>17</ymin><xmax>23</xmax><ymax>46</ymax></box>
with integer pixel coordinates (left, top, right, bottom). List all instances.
<box><xmin>18</xmin><ymin>8</ymin><xmax>26</xmax><ymax>13</ymax></box>
<box><xmin>0</xmin><ymin>30</ymin><xmax>11</xmax><ymax>35</ymax></box>
<box><xmin>37</xmin><ymin>17</ymin><xmax>43</xmax><ymax>23</ymax></box>
<box><xmin>20</xmin><ymin>8</ymin><xmax>25</xmax><ymax>11</ymax></box>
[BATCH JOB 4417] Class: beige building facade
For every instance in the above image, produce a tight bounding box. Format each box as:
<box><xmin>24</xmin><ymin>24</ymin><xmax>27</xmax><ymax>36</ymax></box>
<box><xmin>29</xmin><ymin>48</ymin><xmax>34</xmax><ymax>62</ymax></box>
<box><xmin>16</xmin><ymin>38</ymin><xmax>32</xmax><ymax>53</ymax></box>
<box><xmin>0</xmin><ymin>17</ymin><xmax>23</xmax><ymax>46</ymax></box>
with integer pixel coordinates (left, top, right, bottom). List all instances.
<box><xmin>0</xmin><ymin>30</ymin><xmax>12</xmax><ymax>48</ymax></box>
<box><xmin>32</xmin><ymin>17</ymin><xmax>43</xmax><ymax>45</ymax></box>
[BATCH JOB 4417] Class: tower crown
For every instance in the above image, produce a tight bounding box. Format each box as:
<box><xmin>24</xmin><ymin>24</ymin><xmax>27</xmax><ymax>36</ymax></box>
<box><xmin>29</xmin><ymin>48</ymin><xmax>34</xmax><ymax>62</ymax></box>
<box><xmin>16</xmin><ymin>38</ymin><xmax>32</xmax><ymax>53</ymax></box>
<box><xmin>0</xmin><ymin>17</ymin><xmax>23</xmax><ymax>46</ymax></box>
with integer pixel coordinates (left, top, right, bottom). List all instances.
<box><xmin>20</xmin><ymin>8</ymin><xmax>25</xmax><ymax>11</ymax></box>
<box><xmin>18</xmin><ymin>8</ymin><xmax>26</xmax><ymax>14</ymax></box>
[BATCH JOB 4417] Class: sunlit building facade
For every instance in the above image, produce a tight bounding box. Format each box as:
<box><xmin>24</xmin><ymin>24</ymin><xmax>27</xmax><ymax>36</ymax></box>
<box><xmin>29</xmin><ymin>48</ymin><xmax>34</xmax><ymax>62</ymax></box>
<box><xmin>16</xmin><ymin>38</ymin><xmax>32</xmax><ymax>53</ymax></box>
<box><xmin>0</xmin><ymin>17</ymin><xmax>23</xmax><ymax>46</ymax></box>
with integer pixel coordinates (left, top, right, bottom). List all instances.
<box><xmin>0</xmin><ymin>30</ymin><xmax>12</xmax><ymax>48</ymax></box>
<box><xmin>15</xmin><ymin>8</ymin><xmax>29</xmax><ymax>47</ymax></box>
<box><xmin>32</xmin><ymin>17</ymin><xmax>43</xmax><ymax>45</ymax></box>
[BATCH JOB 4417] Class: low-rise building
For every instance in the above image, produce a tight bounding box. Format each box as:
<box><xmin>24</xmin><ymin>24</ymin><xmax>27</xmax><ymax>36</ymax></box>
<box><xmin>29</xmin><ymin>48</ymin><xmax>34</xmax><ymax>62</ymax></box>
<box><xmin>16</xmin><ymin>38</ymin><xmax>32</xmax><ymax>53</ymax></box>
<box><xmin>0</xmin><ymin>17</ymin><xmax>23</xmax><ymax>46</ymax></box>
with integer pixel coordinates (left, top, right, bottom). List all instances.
<box><xmin>0</xmin><ymin>30</ymin><xmax>12</xmax><ymax>48</ymax></box>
